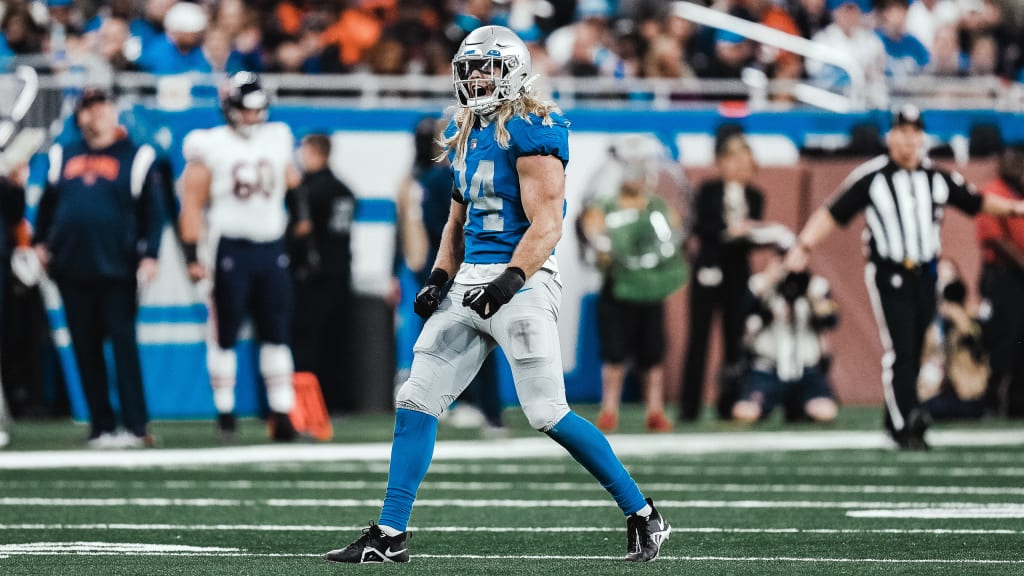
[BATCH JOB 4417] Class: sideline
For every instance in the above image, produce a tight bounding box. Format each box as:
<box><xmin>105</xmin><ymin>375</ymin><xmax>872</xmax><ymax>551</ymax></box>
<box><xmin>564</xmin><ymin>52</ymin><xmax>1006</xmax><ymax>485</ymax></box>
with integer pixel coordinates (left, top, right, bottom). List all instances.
<box><xmin>0</xmin><ymin>429</ymin><xmax>1022</xmax><ymax>470</ymax></box>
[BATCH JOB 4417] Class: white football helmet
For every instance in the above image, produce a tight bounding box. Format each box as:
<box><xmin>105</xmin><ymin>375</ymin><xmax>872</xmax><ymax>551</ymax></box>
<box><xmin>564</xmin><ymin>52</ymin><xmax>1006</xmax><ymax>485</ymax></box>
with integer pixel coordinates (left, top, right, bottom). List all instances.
<box><xmin>452</xmin><ymin>26</ymin><xmax>533</xmax><ymax>115</ymax></box>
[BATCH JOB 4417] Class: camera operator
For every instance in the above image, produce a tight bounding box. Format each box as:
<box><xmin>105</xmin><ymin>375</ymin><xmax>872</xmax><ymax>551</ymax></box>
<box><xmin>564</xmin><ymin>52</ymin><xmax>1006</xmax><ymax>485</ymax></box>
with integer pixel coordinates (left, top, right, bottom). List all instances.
<box><xmin>733</xmin><ymin>251</ymin><xmax>839</xmax><ymax>423</ymax></box>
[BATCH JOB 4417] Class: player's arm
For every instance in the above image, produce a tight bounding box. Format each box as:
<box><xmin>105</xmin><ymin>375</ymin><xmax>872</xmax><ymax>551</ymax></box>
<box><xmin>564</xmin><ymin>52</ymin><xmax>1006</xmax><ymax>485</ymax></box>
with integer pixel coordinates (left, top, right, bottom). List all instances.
<box><xmin>179</xmin><ymin>160</ymin><xmax>211</xmax><ymax>281</ymax></box>
<box><xmin>509</xmin><ymin>154</ymin><xmax>565</xmax><ymax>277</ymax></box>
<box><xmin>412</xmin><ymin>198</ymin><xmax>466</xmax><ymax>319</ymax></box>
<box><xmin>432</xmin><ymin>198</ymin><xmax>467</xmax><ymax>277</ymax></box>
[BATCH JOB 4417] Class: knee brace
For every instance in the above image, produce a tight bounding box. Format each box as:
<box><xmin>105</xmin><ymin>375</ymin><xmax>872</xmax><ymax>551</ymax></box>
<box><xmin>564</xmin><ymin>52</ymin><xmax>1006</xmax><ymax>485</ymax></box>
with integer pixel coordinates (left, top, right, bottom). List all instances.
<box><xmin>260</xmin><ymin>343</ymin><xmax>294</xmax><ymax>413</ymax></box>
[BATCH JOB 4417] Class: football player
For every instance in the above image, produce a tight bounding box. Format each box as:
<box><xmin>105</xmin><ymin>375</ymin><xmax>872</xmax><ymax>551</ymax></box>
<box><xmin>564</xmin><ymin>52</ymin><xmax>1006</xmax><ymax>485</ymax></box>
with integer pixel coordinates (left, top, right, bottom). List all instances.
<box><xmin>324</xmin><ymin>26</ymin><xmax>671</xmax><ymax>564</ymax></box>
<box><xmin>179</xmin><ymin>71</ymin><xmax>300</xmax><ymax>442</ymax></box>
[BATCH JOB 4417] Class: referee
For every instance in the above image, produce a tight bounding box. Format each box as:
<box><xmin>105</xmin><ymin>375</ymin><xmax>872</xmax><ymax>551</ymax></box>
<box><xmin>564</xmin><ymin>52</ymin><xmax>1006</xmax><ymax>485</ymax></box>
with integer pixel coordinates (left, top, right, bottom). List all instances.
<box><xmin>785</xmin><ymin>105</ymin><xmax>1024</xmax><ymax>449</ymax></box>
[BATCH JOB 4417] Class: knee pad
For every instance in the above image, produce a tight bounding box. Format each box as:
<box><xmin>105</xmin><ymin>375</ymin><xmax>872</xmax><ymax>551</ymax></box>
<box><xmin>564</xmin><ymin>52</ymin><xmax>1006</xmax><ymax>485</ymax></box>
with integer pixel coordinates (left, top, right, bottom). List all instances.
<box><xmin>207</xmin><ymin>344</ymin><xmax>237</xmax><ymax>384</ymax></box>
<box><xmin>260</xmin><ymin>343</ymin><xmax>294</xmax><ymax>378</ymax></box>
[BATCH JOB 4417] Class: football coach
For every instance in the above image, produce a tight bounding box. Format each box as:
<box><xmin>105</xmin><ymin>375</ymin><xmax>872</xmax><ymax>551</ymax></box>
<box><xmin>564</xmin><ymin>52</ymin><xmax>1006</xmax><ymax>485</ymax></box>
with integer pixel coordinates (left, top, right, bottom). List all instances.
<box><xmin>33</xmin><ymin>88</ymin><xmax>166</xmax><ymax>447</ymax></box>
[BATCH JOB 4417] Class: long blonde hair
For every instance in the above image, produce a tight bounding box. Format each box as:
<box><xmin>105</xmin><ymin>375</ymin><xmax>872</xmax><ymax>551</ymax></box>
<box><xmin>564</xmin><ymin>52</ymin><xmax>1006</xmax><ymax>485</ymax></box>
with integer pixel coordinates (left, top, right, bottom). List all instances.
<box><xmin>439</xmin><ymin>93</ymin><xmax>562</xmax><ymax>167</ymax></box>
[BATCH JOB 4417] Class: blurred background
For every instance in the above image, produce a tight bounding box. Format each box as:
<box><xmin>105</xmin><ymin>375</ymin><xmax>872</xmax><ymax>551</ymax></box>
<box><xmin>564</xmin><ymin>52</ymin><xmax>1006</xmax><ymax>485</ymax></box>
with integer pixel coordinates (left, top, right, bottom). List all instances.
<box><xmin>2</xmin><ymin>0</ymin><xmax>1024</xmax><ymax>437</ymax></box>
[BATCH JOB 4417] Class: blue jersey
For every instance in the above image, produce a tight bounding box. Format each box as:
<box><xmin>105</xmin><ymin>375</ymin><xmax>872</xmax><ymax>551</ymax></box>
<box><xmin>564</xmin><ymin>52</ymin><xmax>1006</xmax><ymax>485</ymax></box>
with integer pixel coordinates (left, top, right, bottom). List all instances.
<box><xmin>446</xmin><ymin>112</ymin><xmax>570</xmax><ymax>264</ymax></box>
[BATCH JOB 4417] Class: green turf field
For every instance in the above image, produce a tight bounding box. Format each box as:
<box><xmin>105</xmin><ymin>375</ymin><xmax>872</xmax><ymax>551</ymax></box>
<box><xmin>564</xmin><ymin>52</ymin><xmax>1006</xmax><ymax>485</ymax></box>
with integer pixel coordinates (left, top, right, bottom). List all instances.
<box><xmin>1</xmin><ymin>406</ymin><xmax>1022</xmax><ymax>575</ymax></box>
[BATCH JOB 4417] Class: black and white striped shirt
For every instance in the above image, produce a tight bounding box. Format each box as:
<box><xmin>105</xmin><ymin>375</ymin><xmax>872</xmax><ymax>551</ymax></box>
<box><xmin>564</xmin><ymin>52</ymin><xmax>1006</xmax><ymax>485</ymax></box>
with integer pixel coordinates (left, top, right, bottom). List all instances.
<box><xmin>828</xmin><ymin>155</ymin><xmax>983</xmax><ymax>266</ymax></box>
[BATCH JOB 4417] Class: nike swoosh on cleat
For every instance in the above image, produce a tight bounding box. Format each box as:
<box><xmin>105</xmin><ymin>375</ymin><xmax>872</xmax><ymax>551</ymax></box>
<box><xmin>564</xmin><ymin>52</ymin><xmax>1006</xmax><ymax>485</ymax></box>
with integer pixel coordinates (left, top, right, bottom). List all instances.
<box><xmin>516</xmin><ymin>287</ymin><xmax>533</xmax><ymax>293</ymax></box>
<box><xmin>384</xmin><ymin>547</ymin><xmax>407</xmax><ymax>558</ymax></box>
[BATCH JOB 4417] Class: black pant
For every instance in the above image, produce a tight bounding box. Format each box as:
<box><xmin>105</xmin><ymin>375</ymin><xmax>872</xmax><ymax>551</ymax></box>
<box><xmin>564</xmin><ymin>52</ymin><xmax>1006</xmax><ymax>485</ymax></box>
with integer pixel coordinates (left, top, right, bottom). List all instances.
<box><xmin>292</xmin><ymin>275</ymin><xmax>350</xmax><ymax>413</ymax></box>
<box><xmin>680</xmin><ymin>265</ymin><xmax>749</xmax><ymax>421</ymax></box>
<box><xmin>867</xmin><ymin>261</ymin><xmax>936</xmax><ymax>433</ymax></box>
<box><xmin>58</xmin><ymin>277</ymin><xmax>148</xmax><ymax>436</ymax></box>
<box><xmin>979</xmin><ymin>264</ymin><xmax>1024</xmax><ymax>418</ymax></box>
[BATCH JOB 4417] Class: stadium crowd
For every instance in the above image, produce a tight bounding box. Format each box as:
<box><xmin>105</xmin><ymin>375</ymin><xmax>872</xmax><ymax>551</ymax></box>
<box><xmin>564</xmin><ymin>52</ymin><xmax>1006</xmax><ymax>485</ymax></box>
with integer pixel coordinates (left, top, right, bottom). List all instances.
<box><xmin>1</xmin><ymin>0</ymin><xmax>1024</xmax><ymax>84</ymax></box>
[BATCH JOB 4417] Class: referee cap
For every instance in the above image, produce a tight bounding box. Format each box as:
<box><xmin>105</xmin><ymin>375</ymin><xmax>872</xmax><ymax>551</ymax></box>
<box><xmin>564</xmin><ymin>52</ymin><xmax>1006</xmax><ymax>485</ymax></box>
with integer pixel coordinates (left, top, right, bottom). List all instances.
<box><xmin>892</xmin><ymin>104</ymin><xmax>925</xmax><ymax>131</ymax></box>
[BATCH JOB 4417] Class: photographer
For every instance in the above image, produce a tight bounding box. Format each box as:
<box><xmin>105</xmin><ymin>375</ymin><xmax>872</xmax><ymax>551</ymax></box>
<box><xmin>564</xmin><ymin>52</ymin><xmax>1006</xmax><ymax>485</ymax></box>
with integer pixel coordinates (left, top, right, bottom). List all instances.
<box><xmin>733</xmin><ymin>253</ymin><xmax>839</xmax><ymax>423</ymax></box>
<box><xmin>918</xmin><ymin>258</ymin><xmax>989</xmax><ymax>420</ymax></box>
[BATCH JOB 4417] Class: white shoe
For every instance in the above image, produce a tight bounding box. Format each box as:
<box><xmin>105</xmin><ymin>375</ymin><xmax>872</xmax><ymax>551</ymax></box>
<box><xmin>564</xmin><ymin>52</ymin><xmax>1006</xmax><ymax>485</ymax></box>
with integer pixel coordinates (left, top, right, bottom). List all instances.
<box><xmin>86</xmin><ymin>432</ymin><xmax>122</xmax><ymax>449</ymax></box>
<box><xmin>447</xmin><ymin>404</ymin><xmax>486</xmax><ymax>429</ymax></box>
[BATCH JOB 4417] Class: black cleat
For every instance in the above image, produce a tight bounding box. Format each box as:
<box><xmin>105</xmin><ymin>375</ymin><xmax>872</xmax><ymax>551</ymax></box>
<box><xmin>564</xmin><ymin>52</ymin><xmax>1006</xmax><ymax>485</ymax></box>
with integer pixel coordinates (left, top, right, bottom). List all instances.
<box><xmin>891</xmin><ymin>409</ymin><xmax>931</xmax><ymax>451</ymax></box>
<box><xmin>324</xmin><ymin>522</ymin><xmax>410</xmax><ymax>563</ymax></box>
<box><xmin>269</xmin><ymin>411</ymin><xmax>298</xmax><ymax>442</ymax></box>
<box><xmin>625</xmin><ymin>498</ymin><xmax>671</xmax><ymax>562</ymax></box>
<box><xmin>217</xmin><ymin>413</ymin><xmax>237</xmax><ymax>442</ymax></box>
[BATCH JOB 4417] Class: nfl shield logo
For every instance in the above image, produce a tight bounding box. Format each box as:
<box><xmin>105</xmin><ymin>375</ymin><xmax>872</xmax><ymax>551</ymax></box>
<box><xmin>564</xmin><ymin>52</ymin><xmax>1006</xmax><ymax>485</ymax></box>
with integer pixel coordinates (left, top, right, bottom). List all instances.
<box><xmin>470</xmin><ymin>139</ymin><xmax>477</xmax><ymax>149</ymax></box>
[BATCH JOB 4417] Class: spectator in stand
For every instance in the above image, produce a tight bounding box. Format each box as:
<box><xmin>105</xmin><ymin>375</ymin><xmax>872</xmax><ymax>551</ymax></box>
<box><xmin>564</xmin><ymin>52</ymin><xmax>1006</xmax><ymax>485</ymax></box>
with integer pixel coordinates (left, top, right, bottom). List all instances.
<box><xmin>787</xmin><ymin>0</ymin><xmax>832</xmax><ymax>40</ymax></box>
<box><xmin>906</xmin><ymin>0</ymin><xmax>959</xmax><ymax>53</ymax></box>
<box><xmin>709</xmin><ymin>0</ymin><xmax>803</xmax><ymax>84</ymax></box>
<box><xmin>876</xmin><ymin>0</ymin><xmax>931</xmax><ymax>81</ymax></box>
<box><xmin>84</xmin><ymin>0</ymin><xmax>133</xmax><ymax>34</ymax></box>
<box><xmin>927</xmin><ymin>23</ymin><xmax>966</xmax><ymax>76</ymax></box>
<box><xmin>127</xmin><ymin>0</ymin><xmax>176</xmax><ymax>58</ymax></box>
<box><xmin>976</xmin><ymin>145</ymin><xmax>1024</xmax><ymax>418</ymax></box>
<box><xmin>210</xmin><ymin>0</ymin><xmax>263</xmax><ymax>72</ymax></box>
<box><xmin>137</xmin><ymin>1</ymin><xmax>212</xmax><ymax>75</ymax></box>
<box><xmin>320</xmin><ymin>0</ymin><xmax>394</xmax><ymax>72</ymax></box>
<box><xmin>808</xmin><ymin>0</ymin><xmax>889</xmax><ymax>107</ymax></box>
<box><xmin>967</xmin><ymin>32</ymin><xmax>998</xmax><ymax>76</ymax></box>
<box><xmin>545</xmin><ymin>0</ymin><xmax>628</xmax><ymax>77</ymax></box>
<box><xmin>96</xmin><ymin>17</ymin><xmax>136</xmax><ymax>72</ymax></box>
<box><xmin>1</xmin><ymin>2</ymin><xmax>47</xmax><ymax>55</ymax></box>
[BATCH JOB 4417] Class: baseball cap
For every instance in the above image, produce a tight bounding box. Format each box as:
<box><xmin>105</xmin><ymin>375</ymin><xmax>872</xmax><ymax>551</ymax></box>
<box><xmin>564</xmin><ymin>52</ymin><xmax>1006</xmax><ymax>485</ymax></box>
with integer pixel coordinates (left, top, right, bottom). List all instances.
<box><xmin>826</xmin><ymin>0</ymin><xmax>872</xmax><ymax>12</ymax></box>
<box><xmin>892</xmin><ymin>104</ymin><xmax>925</xmax><ymax>130</ymax></box>
<box><xmin>164</xmin><ymin>2</ymin><xmax>208</xmax><ymax>34</ymax></box>
<box><xmin>75</xmin><ymin>87</ymin><xmax>112</xmax><ymax>112</ymax></box>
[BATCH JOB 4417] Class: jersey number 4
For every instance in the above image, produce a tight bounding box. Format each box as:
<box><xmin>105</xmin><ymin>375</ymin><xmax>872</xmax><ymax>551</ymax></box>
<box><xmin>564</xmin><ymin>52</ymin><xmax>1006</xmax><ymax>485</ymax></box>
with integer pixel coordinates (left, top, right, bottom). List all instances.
<box><xmin>231</xmin><ymin>159</ymin><xmax>276</xmax><ymax>200</ymax></box>
<box><xmin>455</xmin><ymin>159</ymin><xmax>504</xmax><ymax>232</ymax></box>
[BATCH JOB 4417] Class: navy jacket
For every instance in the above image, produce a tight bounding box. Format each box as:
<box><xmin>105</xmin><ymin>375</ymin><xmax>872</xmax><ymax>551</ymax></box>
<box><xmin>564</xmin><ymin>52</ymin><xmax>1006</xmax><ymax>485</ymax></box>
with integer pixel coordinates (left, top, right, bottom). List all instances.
<box><xmin>34</xmin><ymin>133</ymin><xmax>166</xmax><ymax>281</ymax></box>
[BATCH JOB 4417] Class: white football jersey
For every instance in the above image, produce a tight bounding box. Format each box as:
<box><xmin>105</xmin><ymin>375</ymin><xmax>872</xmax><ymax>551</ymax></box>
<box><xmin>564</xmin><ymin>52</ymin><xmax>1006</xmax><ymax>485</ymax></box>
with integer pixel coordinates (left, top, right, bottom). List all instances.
<box><xmin>183</xmin><ymin>122</ymin><xmax>294</xmax><ymax>242</ymax></box>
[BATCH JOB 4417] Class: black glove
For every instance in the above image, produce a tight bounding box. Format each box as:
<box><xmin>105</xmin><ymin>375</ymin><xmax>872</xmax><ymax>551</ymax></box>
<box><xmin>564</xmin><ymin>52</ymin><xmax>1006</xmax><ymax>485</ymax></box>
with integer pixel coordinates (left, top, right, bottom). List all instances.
<box><xmin>462</xmin><ymin>267</ymin><xmax>526</xmax><ymax>319</ymax></box>
<box><xmin>414</xmin><ymin>269</ymin><xmax>449</xmax><ymax>319</ymax></box>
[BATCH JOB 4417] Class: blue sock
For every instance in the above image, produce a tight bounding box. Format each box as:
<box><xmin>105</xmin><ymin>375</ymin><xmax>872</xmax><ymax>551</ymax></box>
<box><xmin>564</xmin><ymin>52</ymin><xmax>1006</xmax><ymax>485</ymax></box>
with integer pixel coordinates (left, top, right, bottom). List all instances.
<box><xmin>546</xmin><ymin>411</ymin><xmax>647</xmax><ymax>515</ymax></box>
<box><xmin>378</xmin><ymin>408</ymin><xmax>438</xmax><ymax>532</ymax></box>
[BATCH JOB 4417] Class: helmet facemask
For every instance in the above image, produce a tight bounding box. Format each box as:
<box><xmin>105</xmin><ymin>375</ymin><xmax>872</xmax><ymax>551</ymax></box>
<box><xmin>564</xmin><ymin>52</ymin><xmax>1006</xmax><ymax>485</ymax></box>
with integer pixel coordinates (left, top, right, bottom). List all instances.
<box><xmin>223</xmin><ymin>73</ymin><xmax>269</xmax><ymax>138</ymax></box>
<box><xmin>453</xmin><ymin>52</ymin><xmax>526</xmax><ymax>115</ymax></box>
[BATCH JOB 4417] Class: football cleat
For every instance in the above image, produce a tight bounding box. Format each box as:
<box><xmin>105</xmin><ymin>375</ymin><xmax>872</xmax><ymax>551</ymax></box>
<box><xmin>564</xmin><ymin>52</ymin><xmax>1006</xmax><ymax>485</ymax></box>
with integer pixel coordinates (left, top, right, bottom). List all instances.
<box><xmin>625</xmin><ymin>498</ymin><xmax>671</xmax><ymax>562</ymax></box>
<box><xmin>217</xmin><ymin>413</ymin><xmax>237</xmax><ymax>442</ymax></box>
<box><xmin>268</xmin><ymin>411</ymin><xmax>298</xmax><ymax>442</ymax></box>
<box><xmin>324</xmin><ymin>522</ymin><xmax>410</xmax><ymax>563</ymax></box>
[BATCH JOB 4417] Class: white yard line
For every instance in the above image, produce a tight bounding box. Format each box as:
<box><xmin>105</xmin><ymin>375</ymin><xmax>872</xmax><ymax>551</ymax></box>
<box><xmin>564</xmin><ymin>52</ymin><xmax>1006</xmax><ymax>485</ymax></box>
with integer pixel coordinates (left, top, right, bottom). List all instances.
<box><xmin>1</xmin><ymin>429</ymin><xmax>1021</xmax><ymax>470</ymax></box>
<box><xmin>4</xmin><ymin>479</ymin><xmax>1023</xmax><ymax>497</ymax></box>
<box><xmin>1</xmin><ymin>523</ymin><xmax>1023</xmax><ymax>535</ymax></box>
<box><xmin>2</xmin><ymin>497</ymin><xmax>1023</xmax><ymax>511</ymax></box>
<box><xmin>0</xmin><ymin>544</ymin><xmax>1021</xmax><ymax>564</ymax></box>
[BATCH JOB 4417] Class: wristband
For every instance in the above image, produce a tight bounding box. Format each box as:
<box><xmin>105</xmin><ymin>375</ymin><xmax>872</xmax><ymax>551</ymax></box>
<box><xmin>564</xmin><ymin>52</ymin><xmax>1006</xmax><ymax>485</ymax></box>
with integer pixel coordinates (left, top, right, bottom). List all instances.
<box><xmin>182</xmin><ymin>241</ymin><xmax>198</xmax><ymax>265</ymax></box>
<box><xmin>427</xmin><ymin>268</ymin><xmax>450</xmax><ymax>288</ymax></box>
